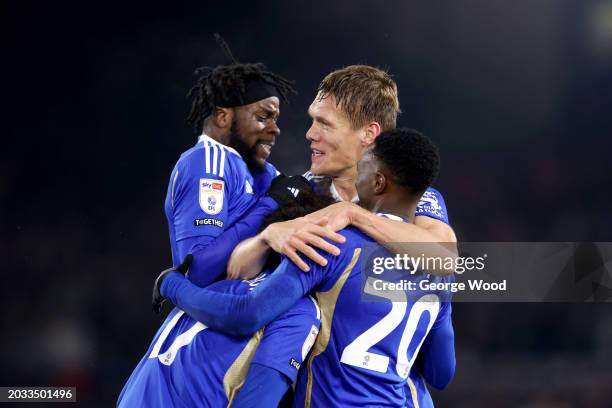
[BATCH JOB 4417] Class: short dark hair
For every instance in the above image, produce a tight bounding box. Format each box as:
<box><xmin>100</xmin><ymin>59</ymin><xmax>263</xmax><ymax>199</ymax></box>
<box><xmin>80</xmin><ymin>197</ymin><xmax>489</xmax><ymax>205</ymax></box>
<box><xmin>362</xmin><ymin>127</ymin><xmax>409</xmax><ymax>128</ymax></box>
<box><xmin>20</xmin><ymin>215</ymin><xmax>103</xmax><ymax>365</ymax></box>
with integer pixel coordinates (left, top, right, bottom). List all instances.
<box><xmin>318</xmin><ymin>65</ymin><xmax>400</xmax><ymax>131</ymax></box>
<box><xmin>371</xmin><ymin>128</ymin><xmax>440</xmax><ymax>194</ymax></box>
<box><xmin>186</xmin><ymin>63</ymin><xmax>296</xmax><ymax>133</ymax></box>
<box><xmin>260</xmin><ymin>188</ymin><xmax>336</xmax><ymax>271</ymax></box>
<box><xmin>261</xmin><ymin>190</ymin><xmax>336</xmax><ymax>231</ymax></box>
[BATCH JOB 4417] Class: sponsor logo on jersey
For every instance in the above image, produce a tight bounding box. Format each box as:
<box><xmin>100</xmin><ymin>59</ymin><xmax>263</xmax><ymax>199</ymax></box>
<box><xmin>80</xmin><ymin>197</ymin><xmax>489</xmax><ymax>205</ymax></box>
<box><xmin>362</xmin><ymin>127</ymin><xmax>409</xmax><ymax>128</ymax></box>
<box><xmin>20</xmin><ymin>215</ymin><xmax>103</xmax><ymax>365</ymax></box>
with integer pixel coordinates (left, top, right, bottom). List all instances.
<box><xmin>194</xmin><ymin>218</ymin><xmax>224</xmax><ymax>228</ymax></box>
<box><xmin>245</xmin><ymin>180</ymin><xmax>253</xmax><ymax>194</ymax></box>
<box><xmin>289</xmin><ymin>358</ymin><xmax>301</xmax><ymax>370</ymax></box>
<box><xmin>417</xmin><ymin>190</ymin><xmax>444</xmax><ymax>218</ymax></box>
<box><xmin>244</xmin><ymin>273</ymin><xmax>268</xmax><ymax>290</ymax></box>
<box><xmin>199</xmin><ymin>179</ymin><xmax>224</xmax><ymax>215</ymax></box>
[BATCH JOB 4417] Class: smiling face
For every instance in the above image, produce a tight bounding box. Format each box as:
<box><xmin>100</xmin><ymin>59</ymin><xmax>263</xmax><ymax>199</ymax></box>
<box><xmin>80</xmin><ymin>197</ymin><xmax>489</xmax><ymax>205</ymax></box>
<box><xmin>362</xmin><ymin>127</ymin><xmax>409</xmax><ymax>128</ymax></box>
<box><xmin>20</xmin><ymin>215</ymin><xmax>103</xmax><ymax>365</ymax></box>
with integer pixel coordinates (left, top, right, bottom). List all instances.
<box><xmin>229</xmin><ymin>96</ymin><xmax>280</xmax><ymax>172</ymax></box>
<box><xmin>306</xmin><ymin>93</ymin><xmax>365</xmax><ymax>178</ymax></box>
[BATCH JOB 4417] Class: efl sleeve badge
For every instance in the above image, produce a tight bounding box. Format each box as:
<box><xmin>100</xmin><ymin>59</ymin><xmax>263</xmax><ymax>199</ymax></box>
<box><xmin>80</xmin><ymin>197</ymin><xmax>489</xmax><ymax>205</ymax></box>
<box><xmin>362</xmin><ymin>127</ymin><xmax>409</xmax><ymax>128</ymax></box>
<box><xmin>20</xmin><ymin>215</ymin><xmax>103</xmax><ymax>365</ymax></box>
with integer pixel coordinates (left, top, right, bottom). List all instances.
<box><xmin>199</xmin><ymin>178</ymin><xmax>225</xmax><ymax>215</ymax></box>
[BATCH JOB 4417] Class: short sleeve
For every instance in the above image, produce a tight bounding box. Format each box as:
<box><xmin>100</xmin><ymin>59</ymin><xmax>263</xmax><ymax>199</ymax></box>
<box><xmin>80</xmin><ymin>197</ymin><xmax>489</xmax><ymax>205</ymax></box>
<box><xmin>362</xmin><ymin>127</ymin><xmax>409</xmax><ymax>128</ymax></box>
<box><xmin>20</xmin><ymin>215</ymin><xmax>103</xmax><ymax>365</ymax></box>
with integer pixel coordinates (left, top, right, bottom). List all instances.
<box><xmin>170</xmin><ymin>144</ymin><xmax>234</xmax><ymax>241</ymax></box>
<box><xmin>415</xmin><ymin>187</ymin><xmax>449</xmax><ymax>224</ymax></box>
<box><xmin>251</xmin><ymin>295</ymin><xmax>321</xmax><ymax>381</ymax></box>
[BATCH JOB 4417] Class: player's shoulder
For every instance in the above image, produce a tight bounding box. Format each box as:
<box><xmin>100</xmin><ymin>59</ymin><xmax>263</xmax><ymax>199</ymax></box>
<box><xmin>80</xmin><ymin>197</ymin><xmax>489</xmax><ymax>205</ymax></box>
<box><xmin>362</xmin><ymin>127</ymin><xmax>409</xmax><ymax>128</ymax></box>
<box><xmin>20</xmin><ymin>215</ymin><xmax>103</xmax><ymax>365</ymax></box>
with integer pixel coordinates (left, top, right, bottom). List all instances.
<box><xmin>265</xmin><ymin>162</ymin><xmax>280</xmax><ymax>177</ymax></box>
<box><xmin>416</xmin><ymin>186</ymin><xmax>449</xmax><ymax>224</ymax></box>
<box><xmin>418</xmin><ymin>186</ymin><xmax>445</xmax><ymax>205</ymax></box>
<box><xmin>176</xmin><ymin>135</ymin><xmax>245</xmax><ymax>179</ymax></box>
<box><xmin>287</xmin><ymin>295</ymin><xmax>322</xmax><ymax>322</ymax></box>
<box><xmin>336</xmin><ymin>226</ymin><xmax>372</xmax><ymax>252</ymax></box>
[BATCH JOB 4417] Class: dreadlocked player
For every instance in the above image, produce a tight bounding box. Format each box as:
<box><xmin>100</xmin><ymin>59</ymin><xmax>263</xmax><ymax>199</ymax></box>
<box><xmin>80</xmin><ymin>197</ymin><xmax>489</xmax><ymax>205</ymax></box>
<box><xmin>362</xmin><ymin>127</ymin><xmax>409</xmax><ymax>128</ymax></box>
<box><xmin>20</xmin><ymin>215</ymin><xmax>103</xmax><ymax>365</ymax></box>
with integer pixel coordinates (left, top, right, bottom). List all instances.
<box><xmin>163</xmin><ymin>60</ymin><xmax>318</xmax><ymax>290</ymax></box>
<box><xmin>119</xmin><ymin>53</ymin><xmax>330</xmax><ymax>406</ymax></box>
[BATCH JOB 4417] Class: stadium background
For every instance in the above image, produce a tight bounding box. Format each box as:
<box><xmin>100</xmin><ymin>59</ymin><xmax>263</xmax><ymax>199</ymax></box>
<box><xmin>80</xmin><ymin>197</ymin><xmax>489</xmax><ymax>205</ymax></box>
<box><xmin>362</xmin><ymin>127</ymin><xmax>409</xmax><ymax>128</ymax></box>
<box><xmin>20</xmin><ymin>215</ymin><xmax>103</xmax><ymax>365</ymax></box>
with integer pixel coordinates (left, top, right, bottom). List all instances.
<box><xmin>3</xmin><ymin>1</ymin><xmax>612</xmax><ymax>406</ymax></box>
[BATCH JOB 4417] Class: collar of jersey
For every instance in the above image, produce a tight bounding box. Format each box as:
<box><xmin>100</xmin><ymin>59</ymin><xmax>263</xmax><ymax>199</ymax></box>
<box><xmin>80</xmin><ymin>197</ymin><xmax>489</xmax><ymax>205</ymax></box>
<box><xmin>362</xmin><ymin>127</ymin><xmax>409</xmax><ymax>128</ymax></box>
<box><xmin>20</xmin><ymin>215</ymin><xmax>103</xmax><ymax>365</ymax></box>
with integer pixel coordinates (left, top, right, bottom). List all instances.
<box><xmin>197</xmin><ymin>134</ymin><xmax>242</xmax><ymax>158</ymax></box>
<box><xmin>376</xmin><ymin>213</ymin><xmax>406</xmax><ymax>222</ymax></box>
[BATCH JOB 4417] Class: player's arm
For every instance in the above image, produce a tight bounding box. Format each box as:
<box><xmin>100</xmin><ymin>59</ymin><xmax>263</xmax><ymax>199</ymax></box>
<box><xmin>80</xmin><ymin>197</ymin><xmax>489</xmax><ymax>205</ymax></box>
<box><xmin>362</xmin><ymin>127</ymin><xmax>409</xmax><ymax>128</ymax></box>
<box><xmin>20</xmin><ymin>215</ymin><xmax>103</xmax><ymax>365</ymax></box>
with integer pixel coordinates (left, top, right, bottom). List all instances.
<box><xmin>227</xmin><ymin>216</ymin><xmax>343</xmax><ymax>278</ymax></box>
<box><xmin>232</xmin><ymin>364</ymin><xmax>291</xmax><ymax>408</ymax></box>
<box><xmin>332</xmin><ymin>202</ymin><xmax>457</xmax><ymax>274</ymax></box>
<box><xmin>234</xmin><ymin>296</ymin><xmax>321</xmax><ymax>407</ymax></box>
<box><xmin>180</xmin><ymin>197</ymin><xmax>278</xmax><ymax>287</ymax></box>
<box><xmin>307</xmin><ymin>187</ymin><xmax>457</xmax><ymax>275</ymax></box>
<box><xmin>161</xmin><ymin>249</ymin><xmax>333</xmax><ymax>337</ymax></box>
<box><xmin>414</xmin><ymin>302</ymin><xmax>456</xmax><ymax>389</ymax></box>
<box><xmin>169</xmin><ymin>149</ymin><xmax>279</xmax><ymax>287</ymax></box>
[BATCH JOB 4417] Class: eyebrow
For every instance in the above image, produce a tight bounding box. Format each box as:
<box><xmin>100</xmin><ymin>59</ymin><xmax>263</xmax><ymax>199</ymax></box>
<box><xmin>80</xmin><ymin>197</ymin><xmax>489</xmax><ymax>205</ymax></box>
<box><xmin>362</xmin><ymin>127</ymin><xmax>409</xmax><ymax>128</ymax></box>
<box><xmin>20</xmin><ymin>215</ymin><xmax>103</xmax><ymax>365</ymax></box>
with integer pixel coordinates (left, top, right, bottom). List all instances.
<box><xmin>258</xmin><ymin>106</ymin><xmax>280</xmax><ymax>117</ymax></box>
<box><xmin>308</xmin><ymin>108</ymin><xmax>333</xmax><ymax>128</ymax></box>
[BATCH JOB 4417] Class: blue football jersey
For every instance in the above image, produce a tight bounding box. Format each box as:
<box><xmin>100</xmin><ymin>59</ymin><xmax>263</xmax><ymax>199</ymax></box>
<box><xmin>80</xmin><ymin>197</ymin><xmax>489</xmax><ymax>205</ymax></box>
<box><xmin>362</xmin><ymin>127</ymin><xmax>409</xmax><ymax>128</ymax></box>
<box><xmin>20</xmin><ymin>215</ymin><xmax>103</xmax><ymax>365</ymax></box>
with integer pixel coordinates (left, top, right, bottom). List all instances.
<box><xmin>164</xmin><ymin>134</ymin><xmax>278</xmax><ymax>265</ymax></box>
<box><xmin>292</xmin><ymin>226</ymin><xmax>453</xmax><ymax>408</ymax></box>
<box><xmin>406</xmin><ymin>372</ymin><xmax>434</xmax><ymax>408</ymax></box>
<box><xmin>118</xmin><ymin>275</ymin><xmax>320</xmax><ymax>408</ymax></box>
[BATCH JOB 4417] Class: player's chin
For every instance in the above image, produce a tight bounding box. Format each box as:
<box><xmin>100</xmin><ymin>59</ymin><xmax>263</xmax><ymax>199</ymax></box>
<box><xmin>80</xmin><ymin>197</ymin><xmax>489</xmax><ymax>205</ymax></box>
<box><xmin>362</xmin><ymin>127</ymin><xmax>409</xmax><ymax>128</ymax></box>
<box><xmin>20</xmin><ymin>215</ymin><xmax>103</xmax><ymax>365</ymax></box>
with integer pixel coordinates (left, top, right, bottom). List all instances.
<box><xmin>310</xmin><ymin>161</ymin><xmax>330</xmax><ymax>176</ymax></box>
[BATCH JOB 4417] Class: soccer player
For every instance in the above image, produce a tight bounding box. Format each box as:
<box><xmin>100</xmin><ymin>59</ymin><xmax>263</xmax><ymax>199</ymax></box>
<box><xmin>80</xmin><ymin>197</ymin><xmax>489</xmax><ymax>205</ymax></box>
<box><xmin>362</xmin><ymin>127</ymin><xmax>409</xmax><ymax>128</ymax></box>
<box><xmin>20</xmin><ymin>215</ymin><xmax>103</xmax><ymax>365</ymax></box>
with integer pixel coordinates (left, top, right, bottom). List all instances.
<box><xmin>122</xmin><ymin>57</ymin><xmax>333</xmax><ymax>406</ymax></box>
<box><xmin>228</xmin><ymin>65</ymin><xmax>456</xmax><ymax>279</ymax></box>
<box><xmin>158</xmin><ymin>128</ymin><xmax>456</xmax><ymax>407</ymax></box>
<box><xmin>118</xmin><ymin>272</ymin><xmax>321</xmax><ymax>407</ymax></box>
<box><xmin>165</xmin><ymin>60</ymin><xmax>327</xmax><ymax>289</ymax></box>
<box><xmin>225</xmin><ymin>65</ymin><xmax>455</xmax><ymax>406</ymax></box>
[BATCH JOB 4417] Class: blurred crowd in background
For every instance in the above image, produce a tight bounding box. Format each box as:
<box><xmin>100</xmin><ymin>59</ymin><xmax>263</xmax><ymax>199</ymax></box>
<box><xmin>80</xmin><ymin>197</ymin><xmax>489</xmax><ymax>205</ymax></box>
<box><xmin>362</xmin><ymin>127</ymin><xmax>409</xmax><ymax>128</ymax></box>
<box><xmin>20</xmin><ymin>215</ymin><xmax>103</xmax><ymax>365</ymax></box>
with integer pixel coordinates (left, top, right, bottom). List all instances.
<box><xmin>3</xmin><ymin>1</ymin><xmax>612</xmax><ymax>406</ymax></box>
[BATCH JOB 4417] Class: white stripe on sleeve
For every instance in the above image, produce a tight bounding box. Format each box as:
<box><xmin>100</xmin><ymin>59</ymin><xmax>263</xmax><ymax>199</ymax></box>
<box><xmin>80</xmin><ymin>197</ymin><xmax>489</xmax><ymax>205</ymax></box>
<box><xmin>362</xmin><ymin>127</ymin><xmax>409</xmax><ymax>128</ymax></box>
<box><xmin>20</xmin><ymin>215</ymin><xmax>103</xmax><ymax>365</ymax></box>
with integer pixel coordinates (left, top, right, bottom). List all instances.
<box><xmin>204</xmin><ymin>141</ymin><xmax>211</xmax><ymax>174</ymax></box>
<box><xmin>212</xmin><ymin>143</ymin><xmax>219</xmax><ymax>175</ymax></box>
<box><xmin>219</xmin><ymin>147</ymin><xmax>226</xmax><ymax>177</ymax></box>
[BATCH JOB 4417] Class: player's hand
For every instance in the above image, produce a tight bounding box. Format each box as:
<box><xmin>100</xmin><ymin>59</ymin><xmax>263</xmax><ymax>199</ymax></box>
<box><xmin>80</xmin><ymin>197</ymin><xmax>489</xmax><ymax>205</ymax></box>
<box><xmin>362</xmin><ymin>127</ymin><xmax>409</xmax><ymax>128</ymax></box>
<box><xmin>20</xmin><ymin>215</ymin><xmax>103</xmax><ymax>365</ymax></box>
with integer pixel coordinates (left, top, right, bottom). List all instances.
<box><xmin>261</xmin><ymin>217</ymin><xmax>346</xmax><ymax>272</ymax></box>
<box><xmin>305</xmin><ymin>201</ymin><xmax>361</xmax><ymax>232</ymax></box>
<box><xmin>266</xmin><ymin>175</ymin><xmax>313</xmax><ymax>206</ymax></box>
<box><xmin>152</xmin><ymin>254</ymin><xmax>193</xmax><ymax>314</ymax></box>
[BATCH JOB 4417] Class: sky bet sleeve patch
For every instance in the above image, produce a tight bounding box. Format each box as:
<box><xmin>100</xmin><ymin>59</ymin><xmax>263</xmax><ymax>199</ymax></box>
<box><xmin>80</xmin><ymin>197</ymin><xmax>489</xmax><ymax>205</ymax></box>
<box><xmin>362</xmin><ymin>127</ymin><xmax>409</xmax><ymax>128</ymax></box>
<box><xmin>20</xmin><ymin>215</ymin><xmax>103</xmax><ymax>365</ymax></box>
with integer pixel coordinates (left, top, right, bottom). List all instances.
<box><xmin>199</xmin><ymin>178</ymin><xmax>224</xmax><ymax>215</ymax></box>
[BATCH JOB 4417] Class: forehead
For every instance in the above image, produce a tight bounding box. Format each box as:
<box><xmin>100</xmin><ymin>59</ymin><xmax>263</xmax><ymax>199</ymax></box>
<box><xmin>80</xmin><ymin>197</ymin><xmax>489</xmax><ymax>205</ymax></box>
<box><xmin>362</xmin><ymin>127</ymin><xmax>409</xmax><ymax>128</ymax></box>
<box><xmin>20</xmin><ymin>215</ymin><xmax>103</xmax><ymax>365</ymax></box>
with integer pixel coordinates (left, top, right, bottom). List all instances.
<box><xmin>308</xmin><ymin>93</ymin><xmax>350</xmax><ymax>124</ymax></box>
<box><xmin>244</xmin><ymin>96</ymin><xmax>280</xmax><ymax>113</ymax></box>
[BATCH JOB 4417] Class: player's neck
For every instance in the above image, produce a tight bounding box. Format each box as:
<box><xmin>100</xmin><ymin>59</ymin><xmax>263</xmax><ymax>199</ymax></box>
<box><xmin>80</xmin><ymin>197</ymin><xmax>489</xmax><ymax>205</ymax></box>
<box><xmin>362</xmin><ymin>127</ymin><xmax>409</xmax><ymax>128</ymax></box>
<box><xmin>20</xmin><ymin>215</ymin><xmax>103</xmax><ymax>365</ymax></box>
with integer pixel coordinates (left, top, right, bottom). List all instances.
<box><xmin>331</xmin><ymin>169</ymin><xmax>358</xmax><ymax>202</ymax></box>
<box><xmin>372</xmin><ymin>195</ymin><xmax>418</xmax><ymax>222</ymax></box>
<box><xmin>202</xmin><ymin>125</ymin><xmax>230</xmax><ymax>146</ymax></box>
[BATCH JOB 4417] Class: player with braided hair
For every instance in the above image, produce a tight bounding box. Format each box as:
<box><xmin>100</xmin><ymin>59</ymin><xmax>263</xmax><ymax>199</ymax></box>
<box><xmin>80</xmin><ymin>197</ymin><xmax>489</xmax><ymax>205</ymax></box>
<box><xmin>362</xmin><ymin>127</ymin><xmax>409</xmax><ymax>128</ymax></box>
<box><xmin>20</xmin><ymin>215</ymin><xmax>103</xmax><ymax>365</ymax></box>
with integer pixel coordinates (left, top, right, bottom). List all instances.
<box><xmin>118</xmin><ymin>37</ymin><xmax>332</xmax><ymax>407</ymax></box>
<box><xmin>160</xmin><ymin>37</ymin><xmax>332</xmax><ymax>291</ymax></box>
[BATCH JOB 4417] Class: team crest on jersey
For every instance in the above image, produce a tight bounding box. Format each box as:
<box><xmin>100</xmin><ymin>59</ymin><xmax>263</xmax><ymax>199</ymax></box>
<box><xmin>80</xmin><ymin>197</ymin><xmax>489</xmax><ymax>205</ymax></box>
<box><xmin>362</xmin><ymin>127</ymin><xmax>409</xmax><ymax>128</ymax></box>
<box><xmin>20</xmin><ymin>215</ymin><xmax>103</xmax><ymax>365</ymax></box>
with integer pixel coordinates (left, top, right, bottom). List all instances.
<box><xmin>199</xmin><ymin>178</ymin><xmax>224</xmax><ymax>215</ymax></box>
<box><xmin>417</xmin><ymin>189</ymin><xmax>444</xmax><ymax>219</ymax></box>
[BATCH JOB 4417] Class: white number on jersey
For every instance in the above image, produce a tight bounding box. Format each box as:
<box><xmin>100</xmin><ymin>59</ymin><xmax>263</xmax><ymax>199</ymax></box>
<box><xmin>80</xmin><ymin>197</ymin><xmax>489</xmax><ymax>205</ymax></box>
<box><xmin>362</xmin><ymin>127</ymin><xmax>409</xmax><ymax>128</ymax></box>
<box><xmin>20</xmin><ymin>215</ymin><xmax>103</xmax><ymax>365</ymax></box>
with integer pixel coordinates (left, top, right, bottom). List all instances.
<box><xmin>148</xmin><ymin>310</ymin><xmax>207</xmax><ymax>366</ymax></box>
<box><xmin>340</xmin><ymin>278</ymin><xmax>440</xmax><ymax>378</ymax></box>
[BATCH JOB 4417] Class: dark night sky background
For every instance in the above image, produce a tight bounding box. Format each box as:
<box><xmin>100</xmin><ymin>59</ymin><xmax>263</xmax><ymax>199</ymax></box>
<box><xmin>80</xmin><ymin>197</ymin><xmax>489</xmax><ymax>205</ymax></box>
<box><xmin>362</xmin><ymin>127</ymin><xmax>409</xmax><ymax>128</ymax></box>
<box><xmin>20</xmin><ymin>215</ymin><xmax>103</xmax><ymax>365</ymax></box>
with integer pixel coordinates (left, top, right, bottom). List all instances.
<box><xmin>2</xmin><ymin>1</ymin><xmax>612</xmax><ymax>406</ymax></box>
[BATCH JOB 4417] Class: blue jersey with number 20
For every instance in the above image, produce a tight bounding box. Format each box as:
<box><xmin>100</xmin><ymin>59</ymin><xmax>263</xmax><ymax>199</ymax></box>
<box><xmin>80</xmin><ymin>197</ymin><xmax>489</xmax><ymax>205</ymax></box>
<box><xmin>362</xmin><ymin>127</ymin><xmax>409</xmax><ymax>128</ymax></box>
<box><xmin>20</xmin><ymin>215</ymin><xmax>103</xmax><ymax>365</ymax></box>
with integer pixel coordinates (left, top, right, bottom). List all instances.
<box><xmin>293</xmin><ymin>225</ymin><xmax>452</xmax><ymax>408</ymax></box>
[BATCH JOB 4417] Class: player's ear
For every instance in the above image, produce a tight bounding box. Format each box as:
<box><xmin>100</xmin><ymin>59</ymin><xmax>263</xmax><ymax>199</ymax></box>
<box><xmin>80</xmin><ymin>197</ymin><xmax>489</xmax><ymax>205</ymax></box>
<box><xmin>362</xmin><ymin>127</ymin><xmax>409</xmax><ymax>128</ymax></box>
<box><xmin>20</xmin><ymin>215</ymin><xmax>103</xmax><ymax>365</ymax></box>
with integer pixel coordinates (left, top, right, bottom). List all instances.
<box><xmin>361</xmin><ymin>121</ymin><xmax>381</xmax><ymax>147</ymax></box>
<box><xmin>211</xmin><ymin>107</ymin><xmax>233</xmax><ymax>129</ymax></box>
<box><xmin>373</xmin><ymin>171</ymin><xmax>386</xmax><ymax>195</ymax></box>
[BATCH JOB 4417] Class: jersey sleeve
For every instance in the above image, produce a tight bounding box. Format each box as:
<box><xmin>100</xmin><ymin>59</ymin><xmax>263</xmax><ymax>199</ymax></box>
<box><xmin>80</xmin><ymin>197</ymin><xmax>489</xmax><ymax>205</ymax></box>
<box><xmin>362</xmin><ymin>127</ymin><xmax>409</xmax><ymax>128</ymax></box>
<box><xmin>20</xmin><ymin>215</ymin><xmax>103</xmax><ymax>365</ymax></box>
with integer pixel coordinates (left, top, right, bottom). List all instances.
<box><xmin>415</xmin><ymin>187</ymin><xmax>449</xmax><ymax>224</ymax></box>
<box><xmin>251</xmin><ymin>161</ymin><xmax>280</xmax><ymax>195</ymax></box>
<box><xmin>251</xmin><ymin>295</ymin><xmax>321</xmax><ymax>381</ymax></box>
<box><xmin>169</xmin><ymin>144</ymin><xmax>236</xmax><ymax>241</ymax></box>
<box><xmin>415</xmin><ymin>299</ymin><xmax>455</xmax><ymax>390</ymax></box>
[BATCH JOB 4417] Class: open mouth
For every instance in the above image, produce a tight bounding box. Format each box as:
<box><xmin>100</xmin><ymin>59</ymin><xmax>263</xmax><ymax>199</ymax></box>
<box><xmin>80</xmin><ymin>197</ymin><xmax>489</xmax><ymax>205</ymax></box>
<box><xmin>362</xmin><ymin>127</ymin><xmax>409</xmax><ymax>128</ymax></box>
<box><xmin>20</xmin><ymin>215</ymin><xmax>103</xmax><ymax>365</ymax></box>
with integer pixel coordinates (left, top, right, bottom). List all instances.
<box><xmin>256</xmin><ymin>141</ymin><xmax>274</xmax><ymax>159</ymax></box>
<box><xmin>311</xmin><ymin>148</ymin><xmax>325</xmax><ymax>162</ymax></box>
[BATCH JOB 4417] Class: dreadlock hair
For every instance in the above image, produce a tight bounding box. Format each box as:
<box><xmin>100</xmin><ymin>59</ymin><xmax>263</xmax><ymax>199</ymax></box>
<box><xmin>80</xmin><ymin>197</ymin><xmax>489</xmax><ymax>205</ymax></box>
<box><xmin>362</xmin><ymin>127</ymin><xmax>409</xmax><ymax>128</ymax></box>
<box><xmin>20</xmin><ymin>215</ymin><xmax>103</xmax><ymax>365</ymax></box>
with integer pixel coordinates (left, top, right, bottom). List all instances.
<box><xmin>186</xmin><ymin>63</ymin><xmax>296</xmax><ymax>133</ymax></box>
